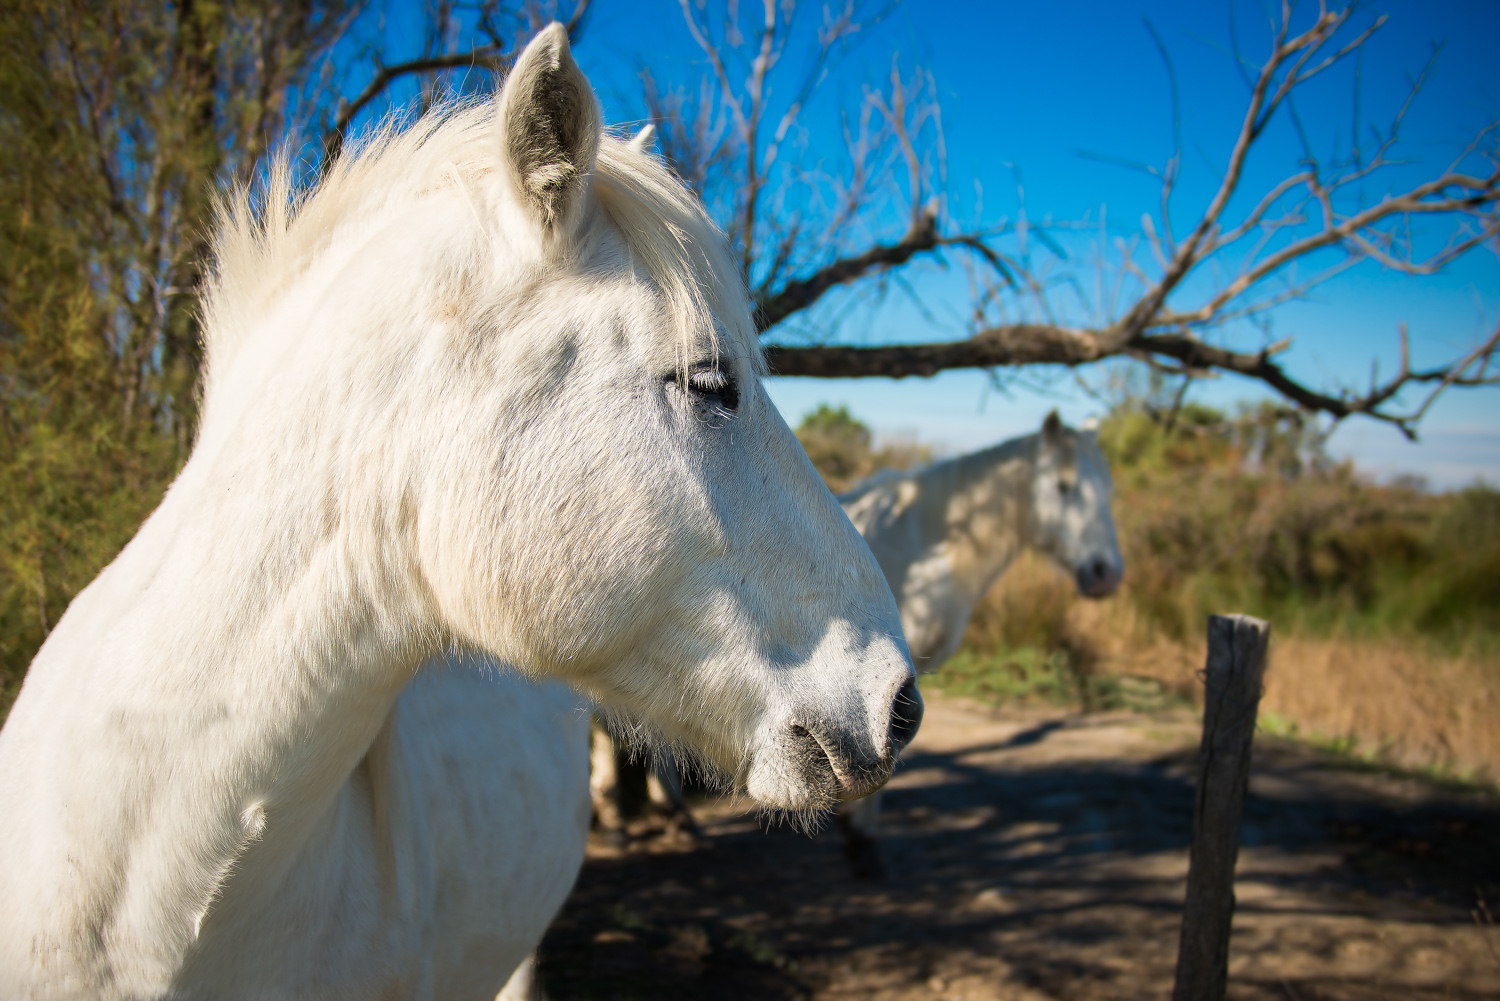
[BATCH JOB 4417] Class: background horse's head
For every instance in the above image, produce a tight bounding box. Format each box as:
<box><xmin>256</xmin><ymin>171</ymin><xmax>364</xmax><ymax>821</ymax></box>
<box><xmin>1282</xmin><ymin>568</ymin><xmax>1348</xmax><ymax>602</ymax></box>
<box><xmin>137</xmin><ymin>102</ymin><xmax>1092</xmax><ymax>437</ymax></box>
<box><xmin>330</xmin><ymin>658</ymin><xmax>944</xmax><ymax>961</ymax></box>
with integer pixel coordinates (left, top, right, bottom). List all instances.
<box><xmin>1028</xmin><ymin>412</ymin><xmax>1125</xmax><ymax>599</ymax></box>
<box><xmin>201</xmin><ymin>25</ymin><xmax>917</xmax><ymax>814</ymax></box>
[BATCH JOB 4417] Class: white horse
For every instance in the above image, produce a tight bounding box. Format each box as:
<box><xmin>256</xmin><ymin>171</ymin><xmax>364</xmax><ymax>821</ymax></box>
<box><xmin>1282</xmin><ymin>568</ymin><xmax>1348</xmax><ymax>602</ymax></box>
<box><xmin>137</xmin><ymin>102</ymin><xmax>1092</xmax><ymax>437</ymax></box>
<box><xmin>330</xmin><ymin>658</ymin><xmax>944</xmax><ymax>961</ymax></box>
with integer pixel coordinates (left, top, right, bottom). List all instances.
<box><xmin>0</xmin><ymin>25</ymin><xmax>919</xmax><ymax>1000</ymax></box>
<box><xmin>836</xmin><ymin>411</ymin><xmax>1122</xmax><ymax>875</ymax></box>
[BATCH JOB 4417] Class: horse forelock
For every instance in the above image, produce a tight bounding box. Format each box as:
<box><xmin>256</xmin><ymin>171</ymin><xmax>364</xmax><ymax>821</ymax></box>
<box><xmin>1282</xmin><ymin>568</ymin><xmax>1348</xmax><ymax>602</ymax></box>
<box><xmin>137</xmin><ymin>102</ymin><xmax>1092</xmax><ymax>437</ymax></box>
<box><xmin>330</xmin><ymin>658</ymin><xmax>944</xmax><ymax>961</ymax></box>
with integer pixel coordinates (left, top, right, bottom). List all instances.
<box><xmin>1049</xmin><ymin>424</ymin><xmax>1114</xmax><ymax>497</ymax></box>
<box><xmin>199</xmin><ymin>98</ymin><xmax>757</xmax><ymax>395</ymax></box>
<box><xmin>591</xmin><ymin>140</ymin><xmax>759</xmax><ymax>373</ymax></box>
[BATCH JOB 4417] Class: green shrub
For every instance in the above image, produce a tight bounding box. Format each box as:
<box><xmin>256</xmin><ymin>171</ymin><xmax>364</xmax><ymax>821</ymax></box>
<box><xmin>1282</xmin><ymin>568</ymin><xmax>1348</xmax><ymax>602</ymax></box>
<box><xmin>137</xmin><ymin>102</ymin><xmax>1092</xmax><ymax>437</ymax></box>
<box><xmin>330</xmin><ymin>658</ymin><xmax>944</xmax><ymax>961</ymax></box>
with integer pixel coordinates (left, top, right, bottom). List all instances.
<box><xmin>794</xmin><ymin>404</ymin><xmax>929</xmax><ymax>492</ymax></box>
<box><xmin>794</xmin><ymin>404</ymin><xmax>873</xmax><ymax>491</ymax></box>
<box><xmin>1098</xmin><ymin>402</ymin><xmax>1498</xmax><ymax>652</ymax></box>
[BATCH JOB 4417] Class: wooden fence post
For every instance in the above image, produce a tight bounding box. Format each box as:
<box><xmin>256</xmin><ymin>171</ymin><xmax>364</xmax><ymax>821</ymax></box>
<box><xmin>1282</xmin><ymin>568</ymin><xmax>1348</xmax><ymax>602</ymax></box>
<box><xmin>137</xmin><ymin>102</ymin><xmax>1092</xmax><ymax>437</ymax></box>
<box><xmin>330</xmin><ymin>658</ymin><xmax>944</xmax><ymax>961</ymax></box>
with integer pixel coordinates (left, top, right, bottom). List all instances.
<box><xmin>1172</xmin><ymin>614</ymin><xmax>1270</xmax><ymax>1001</ymax></box>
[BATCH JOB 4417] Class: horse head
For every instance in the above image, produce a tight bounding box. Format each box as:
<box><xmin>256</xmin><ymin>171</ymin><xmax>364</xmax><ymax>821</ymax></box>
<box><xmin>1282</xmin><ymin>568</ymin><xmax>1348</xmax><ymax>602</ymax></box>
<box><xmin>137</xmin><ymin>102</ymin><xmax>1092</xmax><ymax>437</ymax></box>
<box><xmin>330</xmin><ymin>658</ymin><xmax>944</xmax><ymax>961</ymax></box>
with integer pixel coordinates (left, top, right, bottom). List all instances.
<box><xmin>385</xmin><ymin>27</ymin><xmax>920</xmax><ymax>811</ymax></box>
<box><xmin>1028</xmin><ymin>411</ymin><xmax>1125</xmax><ymax>599</ymax></box>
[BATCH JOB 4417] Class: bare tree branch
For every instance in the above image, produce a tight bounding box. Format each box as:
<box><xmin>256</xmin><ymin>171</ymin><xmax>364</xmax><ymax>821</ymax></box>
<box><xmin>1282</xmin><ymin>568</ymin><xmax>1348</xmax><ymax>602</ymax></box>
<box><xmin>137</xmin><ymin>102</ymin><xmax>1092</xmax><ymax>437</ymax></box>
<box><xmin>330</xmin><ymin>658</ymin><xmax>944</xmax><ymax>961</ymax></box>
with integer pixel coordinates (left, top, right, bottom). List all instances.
<box><xmin>320</xmin><ymin>1</ymin><xmax>590</xmax><ymax>164</ymax></box>
<box><xmin>323</xmin><ymin>47</ymin><xmax>505</xmax><ymax>161</ymax></box>
<box><xmin>755</xmin><ymin>209</ymin><xmax>938</xmax><ymax>329</ymax></box>
<box><xmin>765</xmin><ymin>324</ymin><xmax>1101</xmax><ymax>377</ymax></box>
<box><xmin>767</xmin><ymin>318</ymin><xmax>1500</xmax><ymax>435</ymax></box>
<box><xmin>1151</xmin><ymin>165</ymin><xmax>1500</xmax><ymax>328</ymax></box>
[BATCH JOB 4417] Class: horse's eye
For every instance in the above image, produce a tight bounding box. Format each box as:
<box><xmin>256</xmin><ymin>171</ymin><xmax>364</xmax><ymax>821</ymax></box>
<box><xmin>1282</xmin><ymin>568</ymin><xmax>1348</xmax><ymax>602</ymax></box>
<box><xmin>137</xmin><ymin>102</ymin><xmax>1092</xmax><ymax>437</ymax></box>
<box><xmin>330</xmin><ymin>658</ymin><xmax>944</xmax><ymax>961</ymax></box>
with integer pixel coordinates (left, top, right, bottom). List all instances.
<box><xmin>1057</xmin><ymin>479</ymin><xmax>1074</xmax><ymax>496</ymax></box>
<box><xmin>671</xmin><ymin>364</ymin><xmax>739</xmax><ymax>412</ymax></box>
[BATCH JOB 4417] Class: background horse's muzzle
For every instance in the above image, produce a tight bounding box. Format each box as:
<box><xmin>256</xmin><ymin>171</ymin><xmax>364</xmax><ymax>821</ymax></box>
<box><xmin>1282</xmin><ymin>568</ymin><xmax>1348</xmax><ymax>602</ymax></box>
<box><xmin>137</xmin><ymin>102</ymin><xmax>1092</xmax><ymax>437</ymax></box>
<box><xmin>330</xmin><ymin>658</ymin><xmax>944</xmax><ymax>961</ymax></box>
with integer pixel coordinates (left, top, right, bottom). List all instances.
<box><xmin>1075</xmin><ymin>555</ymin><xmax>1124</xmax><ymax>598</ymax></box>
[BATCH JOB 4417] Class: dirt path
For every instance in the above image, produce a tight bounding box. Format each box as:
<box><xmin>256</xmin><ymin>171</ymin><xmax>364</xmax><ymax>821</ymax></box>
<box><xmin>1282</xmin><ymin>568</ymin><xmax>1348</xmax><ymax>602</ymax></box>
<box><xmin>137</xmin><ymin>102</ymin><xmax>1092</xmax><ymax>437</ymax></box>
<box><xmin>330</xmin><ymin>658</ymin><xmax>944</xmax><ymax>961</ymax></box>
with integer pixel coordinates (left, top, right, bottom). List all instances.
<box><xmin>537</xmin><ymin>694</ymin><xmax>1500</xmax><ymax>1000</ymax></box>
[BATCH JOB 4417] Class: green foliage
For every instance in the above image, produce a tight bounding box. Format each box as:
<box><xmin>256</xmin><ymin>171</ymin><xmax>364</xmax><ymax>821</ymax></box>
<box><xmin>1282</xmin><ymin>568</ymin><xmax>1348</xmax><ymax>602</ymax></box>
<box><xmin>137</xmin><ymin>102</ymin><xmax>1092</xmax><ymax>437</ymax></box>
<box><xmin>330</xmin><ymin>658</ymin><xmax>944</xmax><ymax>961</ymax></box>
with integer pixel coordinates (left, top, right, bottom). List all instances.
<box><xmin>926</xmin><ymin>646</ymin><xmax>1082</xmax><ymax>706</ymax></box>
<box><xmin>795</xmin><ymin>404</ymin><xmax>872</xmax><ymax>489</ymax></box>
<box><xmin>0</xmin><ymin>0</ymin><xmax>183</xmax><ymax>711</ymax></box>
<box><xmin>1097</xmin><ymin>400</ymin><xmax>1499</xmax><ymax>651</ymax></box>
<box><xmin>927</xmin><ymin>647</ymin><xmax>1185</xmax><ymax>714</ymax></box>
<box><xmin>794</xmin><ymin>403</ymin><xmax>929</xmax><ymax>492</ymax></box>
<box><xmin>1412</xmin><ymin>486</ymin><xmax>1500</xmax><ymax>636</ymax></box>
<box><xmin>0</xmin><ymin>0</ymin><xmax>356</xmax><ymax>716</ymax></box>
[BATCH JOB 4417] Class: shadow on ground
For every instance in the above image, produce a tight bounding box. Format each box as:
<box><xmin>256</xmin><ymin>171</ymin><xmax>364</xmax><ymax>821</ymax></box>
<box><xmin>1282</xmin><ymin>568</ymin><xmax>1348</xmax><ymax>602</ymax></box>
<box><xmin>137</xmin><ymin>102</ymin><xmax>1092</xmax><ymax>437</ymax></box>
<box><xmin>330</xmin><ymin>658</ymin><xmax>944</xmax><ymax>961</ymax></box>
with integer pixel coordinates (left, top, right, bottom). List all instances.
<box><xmin>537</xmin><ymin>698</ymin><xmax>1500</xmax><ymax>1001</ymax></box>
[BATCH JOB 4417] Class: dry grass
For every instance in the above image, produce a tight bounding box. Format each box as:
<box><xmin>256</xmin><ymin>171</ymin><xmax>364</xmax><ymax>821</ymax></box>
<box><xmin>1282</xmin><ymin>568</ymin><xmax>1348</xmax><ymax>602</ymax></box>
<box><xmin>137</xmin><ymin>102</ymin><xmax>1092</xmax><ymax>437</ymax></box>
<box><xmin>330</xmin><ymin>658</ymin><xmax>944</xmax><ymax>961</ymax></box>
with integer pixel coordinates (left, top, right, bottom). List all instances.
<box><xmin>963</xmin><ymin>554</ymin><xmax>1500</xmax><ymax>785</ymax></box>
<box><xmin>1257</xmin><ymin>635</ymin><xmax>1500</xmax><ymax>783</ymax></box>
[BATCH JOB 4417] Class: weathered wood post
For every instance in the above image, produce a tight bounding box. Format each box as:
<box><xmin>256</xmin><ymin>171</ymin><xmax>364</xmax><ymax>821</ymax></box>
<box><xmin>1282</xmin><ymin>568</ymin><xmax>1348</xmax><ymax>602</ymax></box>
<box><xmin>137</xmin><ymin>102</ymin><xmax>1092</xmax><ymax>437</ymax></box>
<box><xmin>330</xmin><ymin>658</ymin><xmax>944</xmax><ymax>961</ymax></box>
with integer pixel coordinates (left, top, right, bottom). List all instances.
<box><xmin>1172</xmin><ymin>614</ymin><xmax>1270</xmax><ymax>1001</ymax></box>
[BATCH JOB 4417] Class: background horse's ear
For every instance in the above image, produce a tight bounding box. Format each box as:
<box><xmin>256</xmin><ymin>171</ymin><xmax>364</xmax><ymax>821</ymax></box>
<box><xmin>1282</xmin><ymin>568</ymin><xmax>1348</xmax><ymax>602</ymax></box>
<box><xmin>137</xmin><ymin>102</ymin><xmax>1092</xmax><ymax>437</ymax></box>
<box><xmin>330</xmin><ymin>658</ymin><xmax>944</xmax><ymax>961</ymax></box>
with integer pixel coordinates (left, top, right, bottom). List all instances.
<box><xmin>496</xmin><ymin>23</ymin><xmax>601</xmax><ymax>235</ymax></box>
<box><xmin>1041</xmin><ymin>409</ymin><xmax>1064</xmax><ymax>447</ymax></box>
<box><xmin>629</xmin><ymin>124</ymin><xmax>656</xmax><ymax>152</ymax></box>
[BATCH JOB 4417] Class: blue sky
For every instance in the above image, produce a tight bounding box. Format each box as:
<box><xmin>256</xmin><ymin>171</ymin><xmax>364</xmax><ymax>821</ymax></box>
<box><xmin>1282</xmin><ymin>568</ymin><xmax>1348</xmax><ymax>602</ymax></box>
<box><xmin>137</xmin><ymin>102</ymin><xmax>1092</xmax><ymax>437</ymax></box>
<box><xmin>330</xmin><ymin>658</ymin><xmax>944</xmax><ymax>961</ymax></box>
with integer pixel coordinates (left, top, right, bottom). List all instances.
<box><xmin>573</xmin><ymin>0</ymin><xmax>1500</xmax><ymax>485</ymax></box>
<box><xmin>373</xmin><ymin>0</ymin><xmax>1500</xmax><ymax>485</ymax></box>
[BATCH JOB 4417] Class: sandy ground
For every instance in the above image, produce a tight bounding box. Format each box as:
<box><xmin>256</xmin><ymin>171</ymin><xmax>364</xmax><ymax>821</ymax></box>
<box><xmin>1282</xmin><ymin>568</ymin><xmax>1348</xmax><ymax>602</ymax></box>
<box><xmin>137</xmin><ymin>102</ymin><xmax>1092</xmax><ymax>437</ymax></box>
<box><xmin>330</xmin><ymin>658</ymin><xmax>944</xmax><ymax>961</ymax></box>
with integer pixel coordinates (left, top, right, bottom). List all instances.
<box><xmin>536</xmin><ymin>694</ymin><xmax>1500</xmax><ymax>1000</ymax></box>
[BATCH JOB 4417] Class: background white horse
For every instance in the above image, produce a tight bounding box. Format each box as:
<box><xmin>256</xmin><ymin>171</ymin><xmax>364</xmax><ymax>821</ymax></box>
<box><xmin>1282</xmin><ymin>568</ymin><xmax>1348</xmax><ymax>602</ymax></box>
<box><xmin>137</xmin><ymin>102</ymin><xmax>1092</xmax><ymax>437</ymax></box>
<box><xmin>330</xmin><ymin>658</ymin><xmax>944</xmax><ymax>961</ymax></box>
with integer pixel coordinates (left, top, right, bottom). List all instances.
<box><xmin>0</xmin><ymin>26</ymin><xmax>919</xmax><ymax>999</ymax></box>
<box><xmin>836</xmin><ymin>411</ymin><xmax>1122</xmax><ymax>875</ymax></box>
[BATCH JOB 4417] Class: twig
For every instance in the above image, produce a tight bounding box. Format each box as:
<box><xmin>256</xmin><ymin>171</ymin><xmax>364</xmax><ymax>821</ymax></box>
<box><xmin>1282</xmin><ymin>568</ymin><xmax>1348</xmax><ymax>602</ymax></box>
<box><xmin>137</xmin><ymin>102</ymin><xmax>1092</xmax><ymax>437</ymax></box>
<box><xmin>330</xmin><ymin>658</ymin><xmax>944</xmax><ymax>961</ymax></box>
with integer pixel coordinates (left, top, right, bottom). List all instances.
<box><xmin>323</xmin><ymin>47</ymin><xmax>508</xmax><ymax>163</ymax></box>
<box><xmin>320</xmin><ymin>4</ymin><xmax>592</xmax><ymax>164</ymax></box>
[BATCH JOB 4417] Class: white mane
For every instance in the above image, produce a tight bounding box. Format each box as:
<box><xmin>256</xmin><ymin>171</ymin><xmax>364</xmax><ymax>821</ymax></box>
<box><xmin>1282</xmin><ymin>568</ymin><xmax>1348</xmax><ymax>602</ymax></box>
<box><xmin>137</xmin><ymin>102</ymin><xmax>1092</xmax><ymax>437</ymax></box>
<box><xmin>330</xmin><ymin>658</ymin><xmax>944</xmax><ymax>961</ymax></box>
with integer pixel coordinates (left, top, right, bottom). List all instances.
<box><xmin>838</xmin><ymin>434</ymin><xmax>1035</xmax><ymax>507</ymax></box>
<box><xmin>202</xmin><ymin>100</ymin><xmax>759</xmax><ymax>387</ymax></box>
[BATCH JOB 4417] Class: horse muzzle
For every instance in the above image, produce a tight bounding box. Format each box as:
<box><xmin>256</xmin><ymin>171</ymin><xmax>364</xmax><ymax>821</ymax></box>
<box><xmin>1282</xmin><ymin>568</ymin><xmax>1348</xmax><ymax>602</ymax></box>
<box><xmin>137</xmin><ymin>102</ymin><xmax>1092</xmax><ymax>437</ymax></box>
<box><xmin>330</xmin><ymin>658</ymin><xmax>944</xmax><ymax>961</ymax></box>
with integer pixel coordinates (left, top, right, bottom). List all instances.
<box><xmin>1074</xmin><ymin>555</ymin><xmax>1124</xmax><ymax>598</ymax></box>
<box><xmin>745</xmin><ymin>676</ymin><xmax>923</xmax><ymax>810</ymax></box>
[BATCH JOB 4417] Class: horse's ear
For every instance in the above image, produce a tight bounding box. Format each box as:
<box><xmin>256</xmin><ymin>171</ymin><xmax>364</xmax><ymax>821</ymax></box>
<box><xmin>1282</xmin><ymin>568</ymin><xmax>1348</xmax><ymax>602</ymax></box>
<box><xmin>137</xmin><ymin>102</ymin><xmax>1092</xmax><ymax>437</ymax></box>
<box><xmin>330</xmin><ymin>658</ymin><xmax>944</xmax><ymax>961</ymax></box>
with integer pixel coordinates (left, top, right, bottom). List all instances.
<box><xmin>496</xmin><ymin>23</ymin><xmax>601</xmax><ymax>235</ymax></box>
<box><xmin>1041</xmin><ymin>409</ymin><xmax>1064</xmax><ymax>446</ymax></box>
<box><xmin>629</xmin><ymin>124</ymin><xmax>656</xmax><ymax>152</ymax></box>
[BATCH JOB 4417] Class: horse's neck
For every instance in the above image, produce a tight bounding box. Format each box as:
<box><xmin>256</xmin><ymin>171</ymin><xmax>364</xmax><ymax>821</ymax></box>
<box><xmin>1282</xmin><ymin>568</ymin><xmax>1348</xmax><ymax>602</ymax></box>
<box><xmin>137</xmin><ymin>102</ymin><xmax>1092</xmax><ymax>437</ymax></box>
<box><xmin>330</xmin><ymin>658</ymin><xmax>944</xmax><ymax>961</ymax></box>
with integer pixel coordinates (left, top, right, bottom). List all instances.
<box><xmin>917</xmin><ymin>436</ymin><xmax>1034</xmax><ymax>597</ymax></box>
<box><xmin>0</xmin><ymin>457</ymin><xmax>427</xmax><ymax>990</ymax></box>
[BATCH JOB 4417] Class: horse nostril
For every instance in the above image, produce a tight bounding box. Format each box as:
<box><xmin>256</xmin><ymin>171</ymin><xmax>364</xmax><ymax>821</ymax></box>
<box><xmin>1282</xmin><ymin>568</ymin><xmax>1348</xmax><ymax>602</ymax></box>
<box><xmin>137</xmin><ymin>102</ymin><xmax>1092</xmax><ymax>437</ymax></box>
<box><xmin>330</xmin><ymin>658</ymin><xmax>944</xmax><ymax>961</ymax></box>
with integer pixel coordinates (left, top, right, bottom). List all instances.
<box><xmin>888</xmin><ymin>676</ymin><xmax>923</xmax><ymax>754</ymax></box>
<box><xmin>1092</xmin><ymin>557</ymin><xmax>1109</xmax><ymax>581</ymax></box>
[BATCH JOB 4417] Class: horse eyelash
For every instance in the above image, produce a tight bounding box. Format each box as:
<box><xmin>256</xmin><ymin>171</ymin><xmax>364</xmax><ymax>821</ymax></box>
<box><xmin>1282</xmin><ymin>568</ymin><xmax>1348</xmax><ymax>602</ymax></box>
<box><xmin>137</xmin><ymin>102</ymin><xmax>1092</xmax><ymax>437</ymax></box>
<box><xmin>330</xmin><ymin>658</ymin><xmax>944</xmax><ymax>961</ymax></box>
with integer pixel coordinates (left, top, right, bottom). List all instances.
<box><xmin>688</xmin><ymin>370</ymin><xmax>727</xmax><ymax>393</ymax></box>
<box><xmin>672</xmin><ymin>364</ymin><xmax>739</xmax><ymax>411</ymax></box>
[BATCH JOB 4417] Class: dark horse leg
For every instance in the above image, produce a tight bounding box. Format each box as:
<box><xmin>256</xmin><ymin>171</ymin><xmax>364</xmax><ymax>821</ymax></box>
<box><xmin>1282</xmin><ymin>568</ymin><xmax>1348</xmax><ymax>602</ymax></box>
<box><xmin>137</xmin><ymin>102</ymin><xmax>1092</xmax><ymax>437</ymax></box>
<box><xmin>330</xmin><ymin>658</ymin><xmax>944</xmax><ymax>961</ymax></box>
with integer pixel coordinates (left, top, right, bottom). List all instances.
<box><xmin>838</xmin><ymin>789</ymin><xmax>887</xmax><ymax>879</ymax></box>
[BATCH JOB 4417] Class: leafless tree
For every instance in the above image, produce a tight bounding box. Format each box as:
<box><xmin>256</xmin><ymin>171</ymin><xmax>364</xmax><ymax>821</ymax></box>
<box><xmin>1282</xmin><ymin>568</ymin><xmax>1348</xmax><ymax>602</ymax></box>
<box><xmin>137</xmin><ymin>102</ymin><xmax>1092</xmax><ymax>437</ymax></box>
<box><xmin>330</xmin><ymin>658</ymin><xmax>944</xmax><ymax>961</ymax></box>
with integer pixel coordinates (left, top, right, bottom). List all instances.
<box><xmin>642</xmin><ymin>1</ymin><xmax>971</xmax><ymax>329</ymax></box>
<box><xmin>645</xmin><ymin>0</ymin><xmax>1499</xmax><ymax>436</ymax></box>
